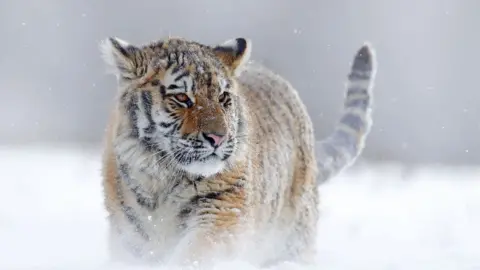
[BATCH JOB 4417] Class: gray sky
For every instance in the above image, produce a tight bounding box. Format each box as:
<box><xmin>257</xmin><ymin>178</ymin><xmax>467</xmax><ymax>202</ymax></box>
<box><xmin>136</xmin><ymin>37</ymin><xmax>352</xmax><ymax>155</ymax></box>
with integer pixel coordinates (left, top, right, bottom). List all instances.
<box><xmin>1</xmin><ymin>0</ymin><xmax>478</xmax><ymax>166</ymax></box>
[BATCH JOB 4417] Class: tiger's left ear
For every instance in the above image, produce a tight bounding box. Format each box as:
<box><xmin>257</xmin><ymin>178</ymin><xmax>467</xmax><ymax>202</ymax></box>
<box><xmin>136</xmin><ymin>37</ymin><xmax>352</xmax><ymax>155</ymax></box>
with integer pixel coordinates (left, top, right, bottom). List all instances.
<box><xmin>213</xmin><ymin>38</ymin><xmax>252</xmax><ymax>76</ymax></box>
<box><xmin>99</xmin><ymin>37</ymin><xmax>142</xmax><ymax>80</ymax></box>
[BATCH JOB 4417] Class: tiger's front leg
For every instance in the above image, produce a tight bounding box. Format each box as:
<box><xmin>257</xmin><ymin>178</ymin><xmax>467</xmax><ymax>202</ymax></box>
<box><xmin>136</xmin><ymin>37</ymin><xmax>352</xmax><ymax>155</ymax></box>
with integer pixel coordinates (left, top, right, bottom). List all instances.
<box><xmin>167</xmin><ymin>184</ymin><xmax>248</xmax><ymax>266</ymax></box>
<box><xmin>169</xmin><ymin>225</ymin><xmax>231</xmax><ymax>266</ymax></box>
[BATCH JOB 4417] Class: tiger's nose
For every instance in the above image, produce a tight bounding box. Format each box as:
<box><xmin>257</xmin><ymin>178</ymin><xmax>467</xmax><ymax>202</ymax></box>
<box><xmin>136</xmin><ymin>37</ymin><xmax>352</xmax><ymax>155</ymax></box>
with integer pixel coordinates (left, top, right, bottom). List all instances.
<box><xmin>203</xmin><ymin>132</ymin><xmax>226</xmax><ymax>147</ymax></box>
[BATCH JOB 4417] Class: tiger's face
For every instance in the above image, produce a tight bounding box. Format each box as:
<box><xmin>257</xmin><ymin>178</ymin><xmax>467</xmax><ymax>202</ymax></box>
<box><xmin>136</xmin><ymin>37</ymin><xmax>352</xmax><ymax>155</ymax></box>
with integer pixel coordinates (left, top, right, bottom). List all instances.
<box><xmin>101</xmin><ymin>37</ymin><xmax>251</xmax><ymax>177</ymax></box>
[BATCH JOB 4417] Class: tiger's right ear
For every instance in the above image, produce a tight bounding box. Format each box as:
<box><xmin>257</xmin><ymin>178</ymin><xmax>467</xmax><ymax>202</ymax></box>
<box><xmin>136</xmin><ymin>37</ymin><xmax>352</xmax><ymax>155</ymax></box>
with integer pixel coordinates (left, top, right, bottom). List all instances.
<box><xmin>100</xmin><ymin>37</ymin><xmax>141</xmax><ymax>79</ymax></box>
<box><xmin>213</xmin><ymin>38</ymin><xmax>252</xmax><ymax>76</ymax></box>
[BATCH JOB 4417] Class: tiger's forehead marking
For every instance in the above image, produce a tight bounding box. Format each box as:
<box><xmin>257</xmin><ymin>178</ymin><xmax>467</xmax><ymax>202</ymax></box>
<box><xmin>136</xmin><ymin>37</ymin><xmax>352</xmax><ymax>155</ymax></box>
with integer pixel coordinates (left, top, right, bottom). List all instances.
<box><xmin>163</xmin><ymin>60</ymin><xmax>227</xmax><ymax>92</ymax></box>
<box><xmin>130</xmin><ymin>38</ymin><xmax>233</xmax><ymax>96</ymax></box>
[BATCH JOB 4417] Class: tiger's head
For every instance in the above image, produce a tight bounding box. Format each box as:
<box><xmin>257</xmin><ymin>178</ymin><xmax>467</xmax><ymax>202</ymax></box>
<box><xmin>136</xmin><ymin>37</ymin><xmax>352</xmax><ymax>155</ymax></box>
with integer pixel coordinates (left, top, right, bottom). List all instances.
<box><xmin>101</xmin><ymin>36</ymin><xmax>251</xmax><ymax>177</ymax></box>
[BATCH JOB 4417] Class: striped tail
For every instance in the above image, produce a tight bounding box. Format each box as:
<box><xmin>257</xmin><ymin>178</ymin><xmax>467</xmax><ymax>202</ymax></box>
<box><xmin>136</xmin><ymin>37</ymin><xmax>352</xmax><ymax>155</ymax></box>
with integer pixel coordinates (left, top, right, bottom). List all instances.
<box><xmin>316</xmin><ymin>43</ymin><xmax>377</xmax><ymax>185</ymax></box>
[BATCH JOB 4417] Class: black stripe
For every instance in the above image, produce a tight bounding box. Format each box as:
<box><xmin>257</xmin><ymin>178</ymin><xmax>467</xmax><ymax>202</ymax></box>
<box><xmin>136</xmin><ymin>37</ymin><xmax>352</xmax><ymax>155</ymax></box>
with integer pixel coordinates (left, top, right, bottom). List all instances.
<box><xmin>167</xmin><ymin>85</ymin><xmax>180</xmax><ymax>90</ymax></box>
<box><xmin>159</xmin><ymin>121</ymin><xmax>175</xmax><ymax>128</ymax></box>
<box><xmin>164</xmin><ymin>106</ymin><xmax>174</xmax><ymax>115</ymax></box>
<box><xmin>178</xmin><ymin>207</ymin><xmax>192</xmax><ymax>220</ymax></box>
<box><xmin>174</xmin><ymin>150</ymin><xmax>191</xmax><ymax>165</ymax></box>
<box><xmin>126</xmin><ymin>94</ymin><xmax>139</xmax><ymax>137</ymax></box>
<box><xmin>178</xmin><ymin>52</ymin><xmax>185</xmax><ymax>66</ymax></box>
<box><xmin>163</xmin><ymin>178</ymin><xmax>183</xmax><ymax>204</ymax></box>
<box><xmin>109</xmin><ymin>37</ymin><xmax>130</xmax><ymax>58</ymax></box>
<box><xmin>121</xmin><ymin>205</ymin><xmax>150</xmax><ymax>240</ymax></box>
<box><xmin>189</xmin><ymin>191</ymin><xmax>223</xmax><ymax>207</ymax></box>
<box><xmin>183</xmin><ymin>81</ymin><xmax>188</xmax><ymax>93</ymax></box>
<box><xmin>140</xmin><ymin>137</ymin><xmax>168</xmax><ymax>156</ymax></box>
<box><xmin>191</xmin><ymin>81</ymin><xmax>196</xmax><ymax>93</ymax></box>
<box><xmin>340</xmin><ymin>113</ymin><xmax>365</xmax><ymax>132</ymax></box>
<box><xmin>172</xmin><ymin>64</ymin><xmax>182</xmax><ymax>75</ymax></box>
<box><xmin>118</xmin><ymin>162</ymin><xmax>134</xmax><ymax>184</ymax></box>
<box><xmin>348</xmin><ymin>71</ymin><xmax>370</xmax><ymax>81</ymax></box>
<box><xmin>120</xmin><ymin>91</ymin><xmax>129</xmax><ymax>103</ymax></box>
<box><xmin>135</xmin><ymin>51</ymin><xmax>146</xmax><ymax>77</ymax></box>
<box><xmin>174</xmin><ymin>71</ymin><xmax>190</xmax><ymax>82</ymax></box>
<box><xmin>177</xmin><ymin>191</ymin><xmax>223</xmax><ymax>221</ymax></box>
<box><xmin>347</xmin><ymin>87</ymin><xmax>368</xmax><ymax>96</ymax></box>
<box><xmin>166</xmin><ymin>123</ymin><xmax>179</xmax><ymax>136</ymax></box>
<box><xmin>114</xmin><ymin>173</ymin><xmax>150</xmax><ymax>241</ymax></box>
<box><xmin>219</xmin><ymin>92</ymin><xmax>230</xmax><ymax>104</ymax></box>
<box><xmin>345</xmin><ymin>97</ymin><xmax>370</xmax><ymax>111</ymax></box>
<box><xmin>171</xmin><ymin>98</ymin><xmax>186</xmax><ymax>108</ymax></box>
<box><xmin>177</xmin><ymin>182</ymin><xmax>243</xmax><ymax>222</ymax></box>
<box><xmin>167</xmin><ymin>53</ymin><xmax>173</xmax><ymax>68</ymax></box>
<box><xmin>132</xmin><ymin>187</ymin><xmax>158</xmax><ymax>210</ymax></box>
<box><xmin>224</xmin><ymin>98</ymin><xmax>232</xmax><ymax>108</ymax></box>
<box><xmin>204</xmin><ymin>72</ymin><xmax>213</xmax><ymax>88</ymax></box>
<box><xmin>118</xmin><ymin>163</ymin><xmax>131</xmax><ymax>183</ymax></box>
<box><xmin>221</xmin><ymin>151</ymin><xmax>232</xmax><ymax>161</ymax></box>
<box><xmin>174</xmin><ymin>123</ymin><xmax>181</xmax><ymax>132</ymax></box>
<box><xmin>160</xmin><ymin>85</ymin><xmax>166</xmax><ymax>97</ymax></box>
<box><xmin>118</xmin><ymin>162</ymin><xmax>160</xmax><ymax>211</ymax></box>
<box><xmin>141</xmin><ymin>91</ymin><xmax>155</xmax><ymax>134</ymax></box>
<box><xmin>178</xmin><ymin>182</ymin><xmax>244</xmax><ymax>224</ymax></box>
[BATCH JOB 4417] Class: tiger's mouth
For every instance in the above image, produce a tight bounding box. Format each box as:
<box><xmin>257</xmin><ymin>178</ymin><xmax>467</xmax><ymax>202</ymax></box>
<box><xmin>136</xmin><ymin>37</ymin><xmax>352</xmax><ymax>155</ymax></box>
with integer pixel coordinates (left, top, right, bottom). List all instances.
<box><xmin>165</xmin><ymin>135</ymin><xmax>236</xmax><ymax>176</ymax></box>
<box><xmin>200</xmin><ymin>152</ymin><xmax>225</xmax><ymax>163</ymax></box>
<box><xmin>175</xmin><ymin>150</ymin><xmax>225</xmax><ymax>165</ymax></box>
<box><xmin>166</xmin><ymin>144</ymin><xmax>228</xmax><ymax>176</ymax></box>
<box><xmin>180</xmin><ymin>154</ymin><xmax>226</xmax><ymax>177</ymax></box>
<box><xmin>170</xmin><ymin>137</ymin><xmax>233</xmax><ymax>162</ymax></box>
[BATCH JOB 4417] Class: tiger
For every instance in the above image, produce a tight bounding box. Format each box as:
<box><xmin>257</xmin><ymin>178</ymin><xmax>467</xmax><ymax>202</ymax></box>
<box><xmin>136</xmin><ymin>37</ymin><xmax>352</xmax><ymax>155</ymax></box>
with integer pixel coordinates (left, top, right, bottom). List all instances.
<box><xmin>100</xmin><ymin>35</ymin><xmax>376</xmax><ymax>267</ymax></box>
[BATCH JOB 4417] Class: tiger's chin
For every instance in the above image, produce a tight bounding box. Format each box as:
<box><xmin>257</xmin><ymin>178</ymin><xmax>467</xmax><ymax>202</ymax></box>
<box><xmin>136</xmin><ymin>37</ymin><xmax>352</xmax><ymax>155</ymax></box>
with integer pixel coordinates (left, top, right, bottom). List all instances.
<box><xmin>182</xmin><ymin>158</ymin><xmax>226</xmax><ymax>177</ymax></box>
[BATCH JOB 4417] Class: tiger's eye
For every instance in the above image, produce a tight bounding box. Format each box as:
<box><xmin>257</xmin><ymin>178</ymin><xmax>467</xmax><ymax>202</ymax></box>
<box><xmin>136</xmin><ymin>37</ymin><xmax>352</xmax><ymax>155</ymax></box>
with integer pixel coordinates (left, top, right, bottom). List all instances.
<box><xmin>175</xmin><ymin>93</ymin><xmax>189</xmax><ymax>102</ymax></box>
<box><xmin>151</xmin><ymin>79</ymin><xmax>160</xmax><ymax>86</ymax></box>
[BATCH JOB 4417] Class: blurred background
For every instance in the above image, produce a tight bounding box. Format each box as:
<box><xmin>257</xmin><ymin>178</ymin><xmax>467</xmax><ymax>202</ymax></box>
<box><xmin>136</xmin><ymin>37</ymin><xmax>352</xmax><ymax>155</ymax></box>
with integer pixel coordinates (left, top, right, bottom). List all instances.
<box><xmin>0</xmin><ymin>0</ymin><xmax>479</xmax><ymax>166</ymax></box>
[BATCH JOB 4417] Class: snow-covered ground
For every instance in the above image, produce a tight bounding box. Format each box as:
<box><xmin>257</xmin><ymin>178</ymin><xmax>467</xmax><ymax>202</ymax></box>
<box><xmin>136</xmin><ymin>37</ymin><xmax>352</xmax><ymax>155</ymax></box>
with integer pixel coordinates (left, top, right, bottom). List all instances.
<box><xmin>1</xmin><ymin>145</ymin><xmax>479</xmax><ymax>270</ymax></box>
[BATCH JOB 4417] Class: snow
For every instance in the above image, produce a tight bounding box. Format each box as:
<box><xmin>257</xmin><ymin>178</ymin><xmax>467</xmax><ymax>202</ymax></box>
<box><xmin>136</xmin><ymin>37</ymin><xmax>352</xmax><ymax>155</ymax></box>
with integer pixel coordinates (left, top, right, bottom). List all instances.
<box><xmin>1</xmin><ymin>145</ymin><xmax>479</xmax><ymax>270</ymax></box>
